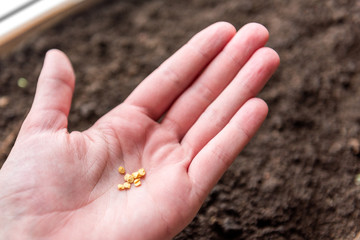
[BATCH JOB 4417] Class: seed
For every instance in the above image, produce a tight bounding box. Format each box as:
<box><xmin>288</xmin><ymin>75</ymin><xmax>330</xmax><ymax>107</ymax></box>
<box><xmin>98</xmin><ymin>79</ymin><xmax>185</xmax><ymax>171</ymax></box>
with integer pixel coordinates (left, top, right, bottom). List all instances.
<box><xmin>118</xmin><ymin>166</ymin><xmax>125</xmax><ymax>174</ymax></box>
<box><xmin>355</xmin><ymin>174</ymin><xmax>360</xmax><ymax>186</ymax></box>
<box><xmin>124</xmin><ymin>182</ymin><xmax>131</xmax><ymax>189</ymax></box>
<box><xmin>124</xmin><ymin>173</ymin><xmax>134</xmax><ymax>183</ymax></box>
<box><xmin>17</xmin><ymin>77</ymin><xmax>28</xmax><ymax>88</ymax></box>
<box><xmin>134</xmin><ymin>179</ymin><xmax>141</xmax><ymax>187</ymax></box>
<box><xmin>138</xmin><ymin>168</ymin><xmax>146</xmax><ymax>177</ymax></box>
<box><xmin>132</xmin><ymin>171</ymin><xmax>140</xmax><ymax>179</ymax></box>
<box><xmin>117</xmin><ymin>167</ymin><xmax>146</xmax><ymax>190</ymax></box>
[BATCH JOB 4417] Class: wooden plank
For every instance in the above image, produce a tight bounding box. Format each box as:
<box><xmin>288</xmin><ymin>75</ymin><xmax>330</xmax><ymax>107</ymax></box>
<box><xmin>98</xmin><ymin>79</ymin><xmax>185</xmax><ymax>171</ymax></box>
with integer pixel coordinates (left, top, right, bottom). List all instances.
<box><xmin>0</xmin><ymin>0</ymin><xmax>100</xmax><ymax>56</ymax></box>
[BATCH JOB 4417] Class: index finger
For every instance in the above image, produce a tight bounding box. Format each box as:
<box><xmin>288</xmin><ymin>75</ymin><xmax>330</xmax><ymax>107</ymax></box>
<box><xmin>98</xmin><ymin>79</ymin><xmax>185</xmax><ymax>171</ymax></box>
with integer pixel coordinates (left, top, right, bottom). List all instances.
<box><xmin>123</xmin><ymin>22</ymin><xmax>236</xmax><ymax>120</ymax></box>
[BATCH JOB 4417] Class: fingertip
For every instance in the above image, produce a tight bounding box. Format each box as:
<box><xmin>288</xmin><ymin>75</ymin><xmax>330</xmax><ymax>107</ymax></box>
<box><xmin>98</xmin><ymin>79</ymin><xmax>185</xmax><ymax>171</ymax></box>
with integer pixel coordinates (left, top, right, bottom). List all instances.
<box><xmin>239</xmin><ymin>23</ymin><xmax>269</xmax><ymax>43</ymax></box>
<box><xmin>252</xmin><ymin>47</ymin><xmax>280</xmax><ymax>74</ymax></box>
<box><xmin>270</xmin><ymin>48</ymin><xmax>281</xmax><ymax>67</ymax></box>
<box><xmin>238</xmin><ymin>98</ymin><xmax>269</xmax><ymax>133</ymax></box>
<box><xmin>41</xmin><ymin>49</ymin><xmax>75</xmax><ymax>88</ymax></box>
<box><xmin>251</xmin><ymin>97</ymin><xmax>269</xmax><ymax>119</ymax></box>
<box><xmin>262</xmin><ymin>47</ymin><xmax>280</xmax><ymax>70</ymax></box>
<box><xmin>212</xmin><ymin>21</ymin><xmax>237</xmax><ymax>35</ymax></box>
<box><xmin>46</xmin><ymin>48</ymin><xmax>63</xmax><ymax>56</ymax></box>
<box><xmin>191</xmin><ymin>22</ymin><xmax>237</xmax><ymax>47</ymax></box>
<box><xmin>241</xmin><ymin>22</ymin><xmax>269</xmax><ymax>35</ymax></box>
<box><xmin>45</xmin><ymin>49</ymin><xmax>71</xmax><ymax>65</ymax></box>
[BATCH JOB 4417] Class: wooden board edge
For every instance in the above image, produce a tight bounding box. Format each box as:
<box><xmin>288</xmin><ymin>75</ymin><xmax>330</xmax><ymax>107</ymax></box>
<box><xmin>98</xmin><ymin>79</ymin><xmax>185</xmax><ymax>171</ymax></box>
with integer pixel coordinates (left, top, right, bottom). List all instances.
<box><xmin>0</xmin><ymin>0</ymin><xmax>101</xmax><ymax>56</ymax></box>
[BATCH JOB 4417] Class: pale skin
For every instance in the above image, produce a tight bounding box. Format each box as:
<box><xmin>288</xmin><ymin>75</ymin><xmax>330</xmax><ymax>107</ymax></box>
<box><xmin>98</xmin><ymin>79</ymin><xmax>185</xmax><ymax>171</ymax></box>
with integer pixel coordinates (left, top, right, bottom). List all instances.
<box><xmin>0</xmin><ymin>22</ymin><xmax>279</xmax><ymax>240</ymax></box>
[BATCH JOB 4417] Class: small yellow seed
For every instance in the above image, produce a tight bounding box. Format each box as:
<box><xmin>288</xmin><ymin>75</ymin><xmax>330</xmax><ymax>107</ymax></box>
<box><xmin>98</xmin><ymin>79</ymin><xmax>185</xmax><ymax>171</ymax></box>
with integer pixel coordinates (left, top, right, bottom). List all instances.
<box><xmin>124</xmin><ymin>173</ymin><xmax>134</xmax><ymax>183</ymax></box>
<box><xmin>132</xmin><ymin>172</ymin><xmax>140</xmax><ymax>179</ymax></box>
<box><xmin>124</xmin><ymin>182</ymin><xmax>131</xmax><ymax>189</ymax></box>
<box><xmin>117</xmin><ymin>167</ymin><xmax>145</xmax><ymax>191</ymax></box>
<box><xmin>134</xmin><ymin>179</ymin><xmax>141</xmax><ymax>187</ymax></box>
<box><xmin>138</xmin><ymin>168</ymin><xmax>146</xmax><ymax>177</ymax></box>
<box><xmin>118</xmin><ymin>166</ymin><xmax>125</xmax><ymax>174</ymax></box>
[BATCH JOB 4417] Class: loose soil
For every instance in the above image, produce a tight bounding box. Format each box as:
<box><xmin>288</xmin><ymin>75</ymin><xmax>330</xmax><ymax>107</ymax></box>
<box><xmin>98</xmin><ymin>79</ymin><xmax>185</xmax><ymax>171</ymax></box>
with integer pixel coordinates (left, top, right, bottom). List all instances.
<box><xmin>1</xmin><ymin>0</ymin><xmax>360</xmax><ymax>239</ymax></box>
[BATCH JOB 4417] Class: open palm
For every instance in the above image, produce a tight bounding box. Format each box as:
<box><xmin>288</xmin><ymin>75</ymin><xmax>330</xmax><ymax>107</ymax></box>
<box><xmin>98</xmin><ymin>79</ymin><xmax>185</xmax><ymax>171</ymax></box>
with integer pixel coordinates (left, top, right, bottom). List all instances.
<box><xmin>0</xmin><ymin>22</ymin><xmax>279</xmax><ymax>240</ymax></box>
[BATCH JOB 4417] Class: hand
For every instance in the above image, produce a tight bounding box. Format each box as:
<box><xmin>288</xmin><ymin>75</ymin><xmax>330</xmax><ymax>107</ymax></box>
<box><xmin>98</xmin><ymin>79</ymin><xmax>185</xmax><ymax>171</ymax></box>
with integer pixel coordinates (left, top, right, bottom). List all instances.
<box><xmin>0</xmin><ymin>22</ymin><xmax>279</xmax><ymax>240</ymax></box>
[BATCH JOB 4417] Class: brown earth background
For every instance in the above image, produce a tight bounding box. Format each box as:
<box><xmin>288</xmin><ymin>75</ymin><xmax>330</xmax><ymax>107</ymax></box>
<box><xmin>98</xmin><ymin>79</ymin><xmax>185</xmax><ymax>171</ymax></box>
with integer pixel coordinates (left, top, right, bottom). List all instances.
<box><xmin>1</xmin><ymin>0</ymin><xmax>360</xmax><ymax>239</ymax></box>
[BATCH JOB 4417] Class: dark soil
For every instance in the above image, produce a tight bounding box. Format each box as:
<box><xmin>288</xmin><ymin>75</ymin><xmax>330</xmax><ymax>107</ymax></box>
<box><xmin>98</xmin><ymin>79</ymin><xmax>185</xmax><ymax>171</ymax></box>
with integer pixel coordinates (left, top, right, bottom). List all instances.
<box><xmin>1</xmin><ymin>0</ymin><xmax>360</xmax><ymax>239</ymax></box>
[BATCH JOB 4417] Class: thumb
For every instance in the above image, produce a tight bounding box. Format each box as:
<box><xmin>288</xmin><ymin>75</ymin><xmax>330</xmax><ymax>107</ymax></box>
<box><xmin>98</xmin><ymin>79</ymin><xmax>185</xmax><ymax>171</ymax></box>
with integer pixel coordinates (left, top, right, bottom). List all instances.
<box><xmin>23</xmin><ymin>49</ymin><xmax>75</xmax><ymax>132</ymax></box>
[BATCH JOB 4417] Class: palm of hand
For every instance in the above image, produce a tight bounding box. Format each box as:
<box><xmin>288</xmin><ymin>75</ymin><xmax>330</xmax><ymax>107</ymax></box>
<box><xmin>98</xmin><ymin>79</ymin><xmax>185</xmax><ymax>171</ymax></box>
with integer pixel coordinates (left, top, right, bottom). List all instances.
<box><xmin>5</xmin><ymin>106</ymin><xmax>195</xmax><ymax>239</ymax></box>
<box><xmin>0</xmin><ymin>22</ymin><xmax>279</xmax><ymax>240</ymax></box>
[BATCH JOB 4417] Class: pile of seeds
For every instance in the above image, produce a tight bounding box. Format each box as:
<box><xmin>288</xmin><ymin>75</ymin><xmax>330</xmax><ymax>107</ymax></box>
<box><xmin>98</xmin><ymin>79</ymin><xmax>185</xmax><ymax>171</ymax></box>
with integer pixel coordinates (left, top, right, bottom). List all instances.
<box><xmin>117</xmin><ymin>166</ymin><xmax>146</xmax><ymax>190</ymax></box>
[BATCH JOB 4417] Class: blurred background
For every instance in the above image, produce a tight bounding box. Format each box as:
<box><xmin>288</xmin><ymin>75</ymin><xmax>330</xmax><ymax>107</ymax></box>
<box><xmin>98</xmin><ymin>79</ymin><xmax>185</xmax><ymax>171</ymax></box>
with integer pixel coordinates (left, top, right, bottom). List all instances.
<box><xmin>1</xmin><ymin>0</ymin><xmax>360</xmax><ymax>239</ymax></box>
